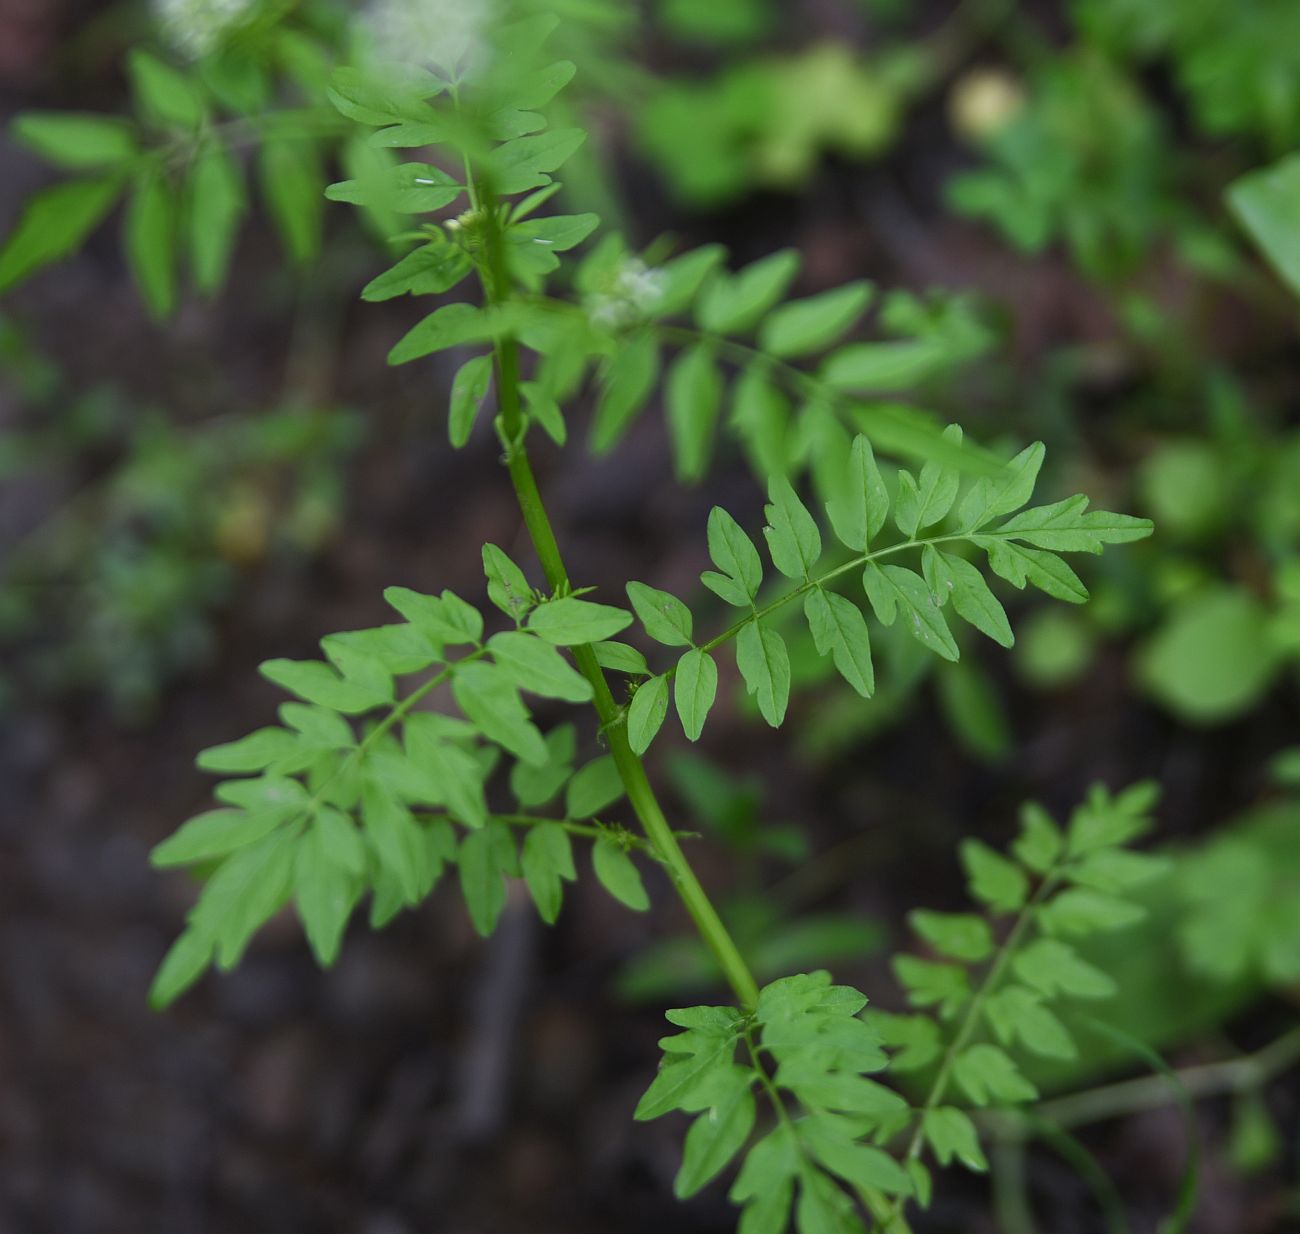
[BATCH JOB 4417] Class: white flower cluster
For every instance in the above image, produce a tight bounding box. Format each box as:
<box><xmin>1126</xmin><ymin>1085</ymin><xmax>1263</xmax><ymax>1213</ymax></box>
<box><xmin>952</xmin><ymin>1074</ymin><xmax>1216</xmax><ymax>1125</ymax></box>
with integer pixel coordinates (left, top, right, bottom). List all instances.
<box><xmin>358</xmin><ymin>0</ymin><xmax>497</xmax><ymax>80</ymax></box>
<box><xmin>586</xmin><ymin>258</ymin><xmax>667</xmax><ymax>330</ymax></box>
<box><xmin>152</xmin><ymin>0</ymin><xmax>257</xmax><ymax>59</ymax></box>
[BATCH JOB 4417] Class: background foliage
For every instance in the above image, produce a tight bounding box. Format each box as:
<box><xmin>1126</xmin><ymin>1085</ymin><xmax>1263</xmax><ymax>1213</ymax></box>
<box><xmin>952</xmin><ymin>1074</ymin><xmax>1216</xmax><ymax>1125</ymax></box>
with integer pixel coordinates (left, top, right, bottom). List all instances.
<box><xmin>1</xmin><ymin>1</ymin><xmax>1298</xmax><ymax>1232</ymax></box>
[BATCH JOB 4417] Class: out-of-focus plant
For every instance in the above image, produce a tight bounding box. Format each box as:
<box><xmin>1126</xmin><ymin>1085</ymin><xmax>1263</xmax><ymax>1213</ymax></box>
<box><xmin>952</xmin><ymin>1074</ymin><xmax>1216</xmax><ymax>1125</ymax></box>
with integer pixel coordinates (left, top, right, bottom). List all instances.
<box><xmin>637</xmin><ymin>42</ymin><xmax>914</xmax><ymax>207</ymax></box>
<box><xmin>0</xmin><ymin>337</ymin><xmax>360</xmax><ymax>715</ymax></box>
<box><xmin>1076</xmin><ymin>0</ymin><xmax>1300</xmax><ymax>152</ymax></box>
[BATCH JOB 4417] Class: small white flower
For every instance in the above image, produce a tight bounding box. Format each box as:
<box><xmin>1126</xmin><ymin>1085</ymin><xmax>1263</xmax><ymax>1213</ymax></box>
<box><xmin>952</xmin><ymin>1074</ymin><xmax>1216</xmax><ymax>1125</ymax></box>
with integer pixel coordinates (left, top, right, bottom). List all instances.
<box><xmin>586</xmin><ymin>257</ymin><xmax>667</xmax><ymax>330</ymax></box>
<box><xmin>152</xmin><ymin>0</ymin><xmax>257</xmax><ymax>59</ymax></box>
<box><xmin>357</xmin><ymin>0</ymin><xmax>497</xmax><ymax>81</ymax></box>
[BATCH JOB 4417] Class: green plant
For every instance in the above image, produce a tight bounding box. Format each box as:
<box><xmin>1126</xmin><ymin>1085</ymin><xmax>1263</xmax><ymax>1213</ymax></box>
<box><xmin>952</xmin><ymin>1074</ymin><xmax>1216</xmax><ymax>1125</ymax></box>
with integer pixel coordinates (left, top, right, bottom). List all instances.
<box><xmin>0</xmin><ymin>325</ymin><xmax>358</xmax><ymax>714</ymax></box>
<box><xmin>106</xmin><ymin>10</ymin><xmax>1176</xmax><ymax>1231</ymax></box>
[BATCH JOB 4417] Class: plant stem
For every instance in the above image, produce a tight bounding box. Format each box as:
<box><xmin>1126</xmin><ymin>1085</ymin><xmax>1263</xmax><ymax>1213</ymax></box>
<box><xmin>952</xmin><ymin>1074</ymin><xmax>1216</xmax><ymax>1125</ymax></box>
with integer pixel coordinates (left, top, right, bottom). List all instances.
<box><xmin>477</xmin><ymin>196</ymin><xmax>760</xmax><ymax>1010</ymax></box>
<box><xmin>1024</xmin><ymin>1023</ymin><xmax>1300</xmax><ymax>1131</ymax></box>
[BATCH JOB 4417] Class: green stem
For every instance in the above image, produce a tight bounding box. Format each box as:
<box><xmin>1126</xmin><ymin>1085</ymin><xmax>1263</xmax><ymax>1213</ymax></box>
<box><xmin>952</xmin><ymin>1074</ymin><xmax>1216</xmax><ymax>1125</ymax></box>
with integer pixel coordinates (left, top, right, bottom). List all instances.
<box><xmin>476</xmin><ymin>192</ymin><xmax>761</xmax><ymax>1010</ymax></box>
<box><xmin>1023</xmin><ymin>1023</ymin><xmax>1300</xmax><ymax>1131</ymax></box>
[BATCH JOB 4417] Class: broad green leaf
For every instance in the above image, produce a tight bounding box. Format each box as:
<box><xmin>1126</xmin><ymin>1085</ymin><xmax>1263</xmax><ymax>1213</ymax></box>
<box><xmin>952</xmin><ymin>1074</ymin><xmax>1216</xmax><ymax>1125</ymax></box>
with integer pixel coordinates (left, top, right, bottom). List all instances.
<box><xmin>703</xmin><ymin>506</ymin><xmax>763</xmax><ymax>605</ymax></box>
<box><xmin>1067</xmin><ymin>847</ymin><xmax>1169</xmax><ymax>893</ymax></box>
<box><xmin>149</xmin><ymin>927</ymin><xmax>213</xmax><ymax>1009</ymax></box>
<box><xmin>1066</xmin><ymin>783</ymin><xmax>1158</xmax><ymax>855</ymax></box>
<box><xmin>214</xmin><ymin>775</ymin><xmax>309</xmax><ymax>813</ymax></box>
<box><xmin>730</xmin><ymin>362</ymin><xmax>791</xmax><ymax>480</ymax></box>
<box><xmin>942</xmin><ymin>552</ymin><xmax>1014</xmax><ymax>647</ymax></box>
<box><xmin>188</xmin><ymin>140</ymin><xmax>245</xmax><ymax>294</ymax></box>
<box><xmin>458</xmin><ymin>823</ymin><xmax>515</xmax><ymax>936</ymax></box>
<box><xmin>957</xmin><ymin>442</ymin><xmax>1045</xmax><ymax>532</ymax></box>
<box><xmin>260</xmin><ymin>657</ymin><xmax>392</xmax><ymax>713</ymax></box>
<box><xmin>488</xmin><ymin>127</ymin><xmax>586</xmax><ymax>194</ymax></box>
<box><xmin>124</xmin><ymin>170</ymin><xmax>176</xmax><ymax>319</ymax></box>
<box><xmin>821</xmin><ymin>339</ymin><xmax>946</xmax><ymax>391</ymax></box>
<box><xmin>906</xmin><ymin>425</ymin><xmax>963</xmax><ymax>531</ymax></box>
<box><xmin>637</xmin><ymin>1033</ymin><xmax>739</xmax><ymax>1121</ymax></box>
<box><xmin>908</xmin><ymin>910</ymin><xmax>994</xmax><ymax>962</ymax></box>
<box><xmin>861</xmin><ymin>564</ymin><xmax>959</xmax><ymax>661</ymax></box>
<box><xmin>362</xmin><ymin>782</ymin><xmax>424</xmax><ymax>903</ymax></box>
<box><xmin>893</xmin><ymin>955</ymin><xmax>971</xmax><ymax>1015</ymax></box>
<box><xmin>1013</xmin><ymin>938</ymin><xmax>1117</xmax><ymax>999</ymax></box>
<box><xmin>510</xmin><ymin>724</ymin><xmax>574</xmax><ymax>808</ymax></box>
<box><xmin>654</xmin><ymin>244</ymin><xmax>726</xmax><ymax>317</ymax></box>
<box><xmin>151</xmin><ymin>807</ymin><xmax>285</xmax><ymax>868</ymax></box>
<box><xmin>1013</xmin><ymin>802</ymin><xmax>1063</xmax><ymax>873</ymax></box>
<box><xmin>521</xmin><ymin>822</ymin><xmax>575</xmax><ymax>924</ymax></box>
<box><xmin>674</xmin><ymin>648</ymin><xmax>718</xmax><ymax>741</ymax></box>
<box><xmin>12</xmin><ymin>111</ymin><xmax>137</xmax><ymax>169</ymax></box>
<box><xmin>192</xmin><ymin>829</ymin><xmax>296</xmax><ymax>970</ymax></box>
<box><xmin>326</xmin><ymin>66</ymin><xmax>442</xmax><ymax>127</ymax></box>
<box><xmin>960</xmin><ymin>839</ymin><xmax>1028</xmax><ymax>913</ymax></box>
<box><xmin>736</xmin><ymin>622</ymin><xmax>791</xmax><ymax>727</ymax></box>
<box><xmin>666</xmin><ymin>342</ymin><xmax>724</xmax><ymax>481</ymax></box>
<box><xmin>593</xmin><ymin>640</ymin><xmax>649</xmax><ymax>675</ymax></box>
<box><xmin>799</xmin><ymin>1116</ymin><xmax>912</xmax><ymax>1195</ymax></box>
<box><xmin>697</xmin><ymin>249</ymin><xmax>800</xmax><ymax>334</ymax></box>
<box><xmin>730</xmin><ymin>1127</ymin><xmax>798</xmax><ymax>1234</ymax></box>
<box><xmin>952</xmin><ymin>1044</ymin><xmax>1037</xmax><ymax>1106</ymax></box>
<box><xmin>388</xmin><ymin>302</ymin><xmax>498</xmax><ymax>365</ymax></box>
<box><xmin>566</xmin><ymin>755</ymin><xmax>624</xmax><ymax>818</ymax></box>
<box><xmin>803</xmin><ymin>588</ymin><xmax>874</xmax><ymax>697</ymax></box>
<box><xmin>764</xmin><ymin>476</ymin><xmax>821</xmax><ymax>580</ymax></box>
<box><xmin>758</xmin><ymin>280</ymin><xmax>873</xmax><ymax>357</ymax></box>
<box><xmin>1227</xmin><ymin>153</ymin><xmax>1300</xmax><ymax>299</ymax></box>
<box><xmin>313</xmin><ymin>806</ymin><xmax>366</xmax><ymax>875</ymax></box>
<box><xmin>590</xmin><ymin>331</ymin><xmax>660</xmax><ymax>452</ymax></box>
<box><xmin>867</xmin><ymin>1011</ymin><xmax>941</xmax><ymax>1073</ymax></box>
<box><xmin>404</xmin><ymin>712</ymin><xmax>488</xmax><ymax>827</ymax></box>
<box><xmin>483</xmin><ymin>543</ymin><xmax>534</xmax><ymax>623</ymax></box>
<box><xmin>628</xmin><ymin>673</ymin><xmax>670</xmax><ymax>754</ymax></box>
<box><xmin>907</xmin><ymin>1160</ymin><xmax>933</xmax><ymax>1210</ymax></box>
<box><xmin>1038</xmin><ymin>887</ymin><xmax>1145</xmax><ymax>935</ymax></box>
<box><xmin>982</xmin><ymin>539</ymin><xmax>1087</xmax><ymax>603</ymax></box>
<box><xmin>774</xmin><ymin>1065</ymin><xmax>904</xmax><ymax>1118</ymax></box>
<box><xmin>338</xmin><ymin>132</ymin><xmax>400</xmax><ymax>241</ymax></box>
<box><xmin>825</xmin><ymin>435</ymin><xmax>888</xmax><ymax>552</ymax></box>
<box><xmin>259</xmin><ymin>135</ymin><xmax>322</xmax><ymax>265</ymax></box>
<box><xmin>448</xmin><ymin>354</ymin><xmax>493</xmax><ymax>447</ymax></box>
<box><xmin>452</xmin><ymin>662</ymin><xmax>547</xmax><ymax>765</ymax></box>
<box><xmin>992</xmin><ymin>496</ymin><xmax>1153</xmax><ymax>552</ymax></box>
<box><xmin>295</xmin><ymin>825</ymin><xmax>359</xmax><ymax>966</ymax></box>
<box><xmin>128</xmin><ymin>50</ymin><xmax>205</xmax><ymax>129</ymax></box>
<box><xmin>0</xmin><ymin>177</ymin><xmax>121</xmax><ymax>292</ymax></box>
<box><xmin>321</xmin><ymin>639</ymin><xmax>393</xmax><ymax>704</ymax></box>
<box><xmin>675</xmin><ymin>1075</ymin><xmax>757</xmax><ymax>1198</ymax></box>
<box><xmin>626</xmin><ymin>581</ymin><xmax>694</xmax><ymax>647</ymax></box>
<box><xmin>508</xmin><ymin>210</ymin><xmax>598</xmax><ymax>252</ymax></box>
<box><xmin>796</xmin><ymin>1167</ymin><xmax>867</xmax><ymax>1234</ymax></box>
<box><xmin>489</xmin><ymin>631</ymin><xmax>592</xmax><ymax>702</ymax></box>
<box><xmin>196</xmin><ymin>727</ymin><xmax>300</xmax><ymax>774</ymax></box>
<box><xmin>527</xmin><ymin>596</ymin><xmax>633</xmax><ymax>645</ymax></box>
<box><xmin>324</xmin><ymin>161</ymin><xmax>461</xmax><ymax>213</ymax></box>
<box><xmin>921</xmin><ymin>1107</ymin><xmax>987</xmax><ymax>1171</ymax></box>
<box><xmin>520</xmin><ymin>380</ymin><xmax>567</xmax><ymax>444</ymax></box>
<box><xmin>384</xmin><ymin>585</ymin><xmax>482</xmax><ymax>644</ymax></box>
<box><xmin>593</xmin><ymin>836</ymin><xmax>649</xmax><ymax>910</ymax></box>
<box><xmin>983</xmin><ymin>986</ymin><xmax>1076</xmax><ymax>1059</ymax></box>
<box><xmin>362</xmin><ymin>244</ymin><xmax>472</xmax><ymax>301</ymax></box>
